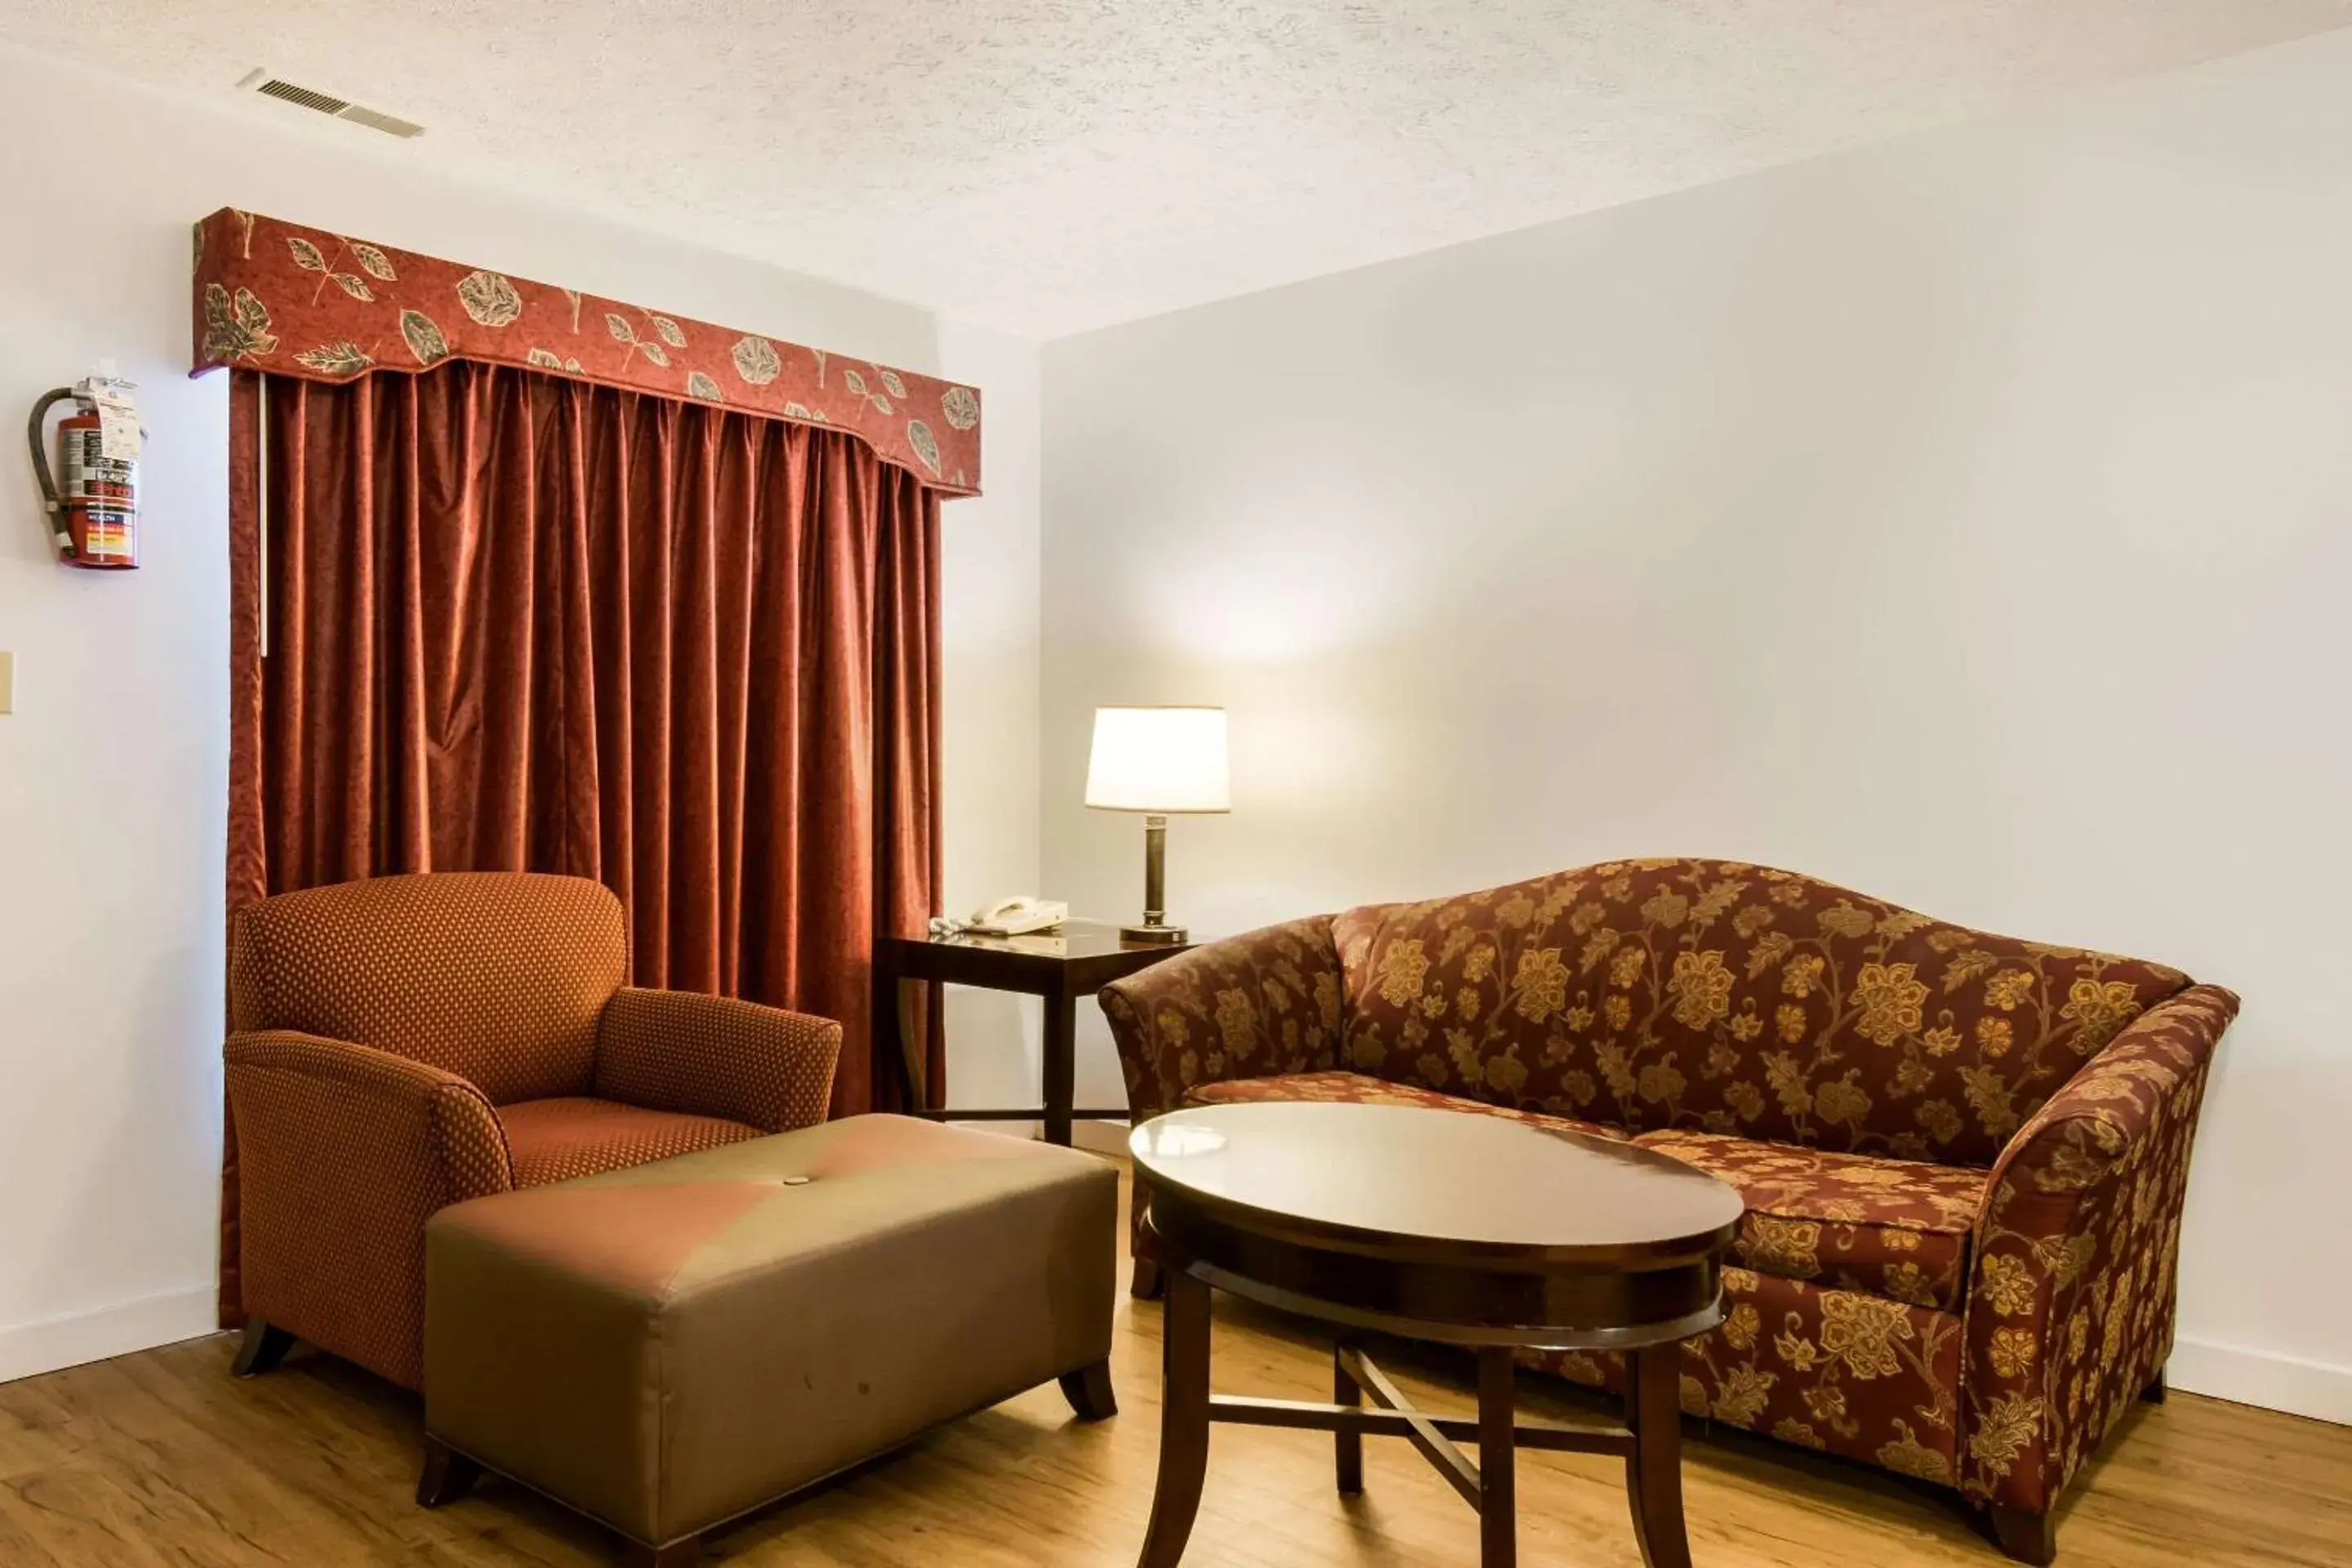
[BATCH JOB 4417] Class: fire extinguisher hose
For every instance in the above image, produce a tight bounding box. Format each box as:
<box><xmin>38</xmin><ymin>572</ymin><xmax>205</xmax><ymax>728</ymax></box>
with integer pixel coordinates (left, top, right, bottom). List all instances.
<box><xmin>26</xmin><ymin>386</ymin><xmax>77</xmax><ymax>560</ymax></box>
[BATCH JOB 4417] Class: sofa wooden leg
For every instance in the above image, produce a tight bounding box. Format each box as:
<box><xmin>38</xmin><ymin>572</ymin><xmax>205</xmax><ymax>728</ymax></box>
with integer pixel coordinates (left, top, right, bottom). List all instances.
<box><xmin>622</xmin><ymin>1535</ymin><xmax>701</xmax><ymax>1567</ymax></box>
<box><xmin>1987</xmin><ymin>1503</ymin><xmax>2056</xmax><ymax>1566</ymax></box>
<box><xmin>415</xmin><ymin>1437</ymin><xmax>481</xmax><ymax>1508</ymax></box>
<box><xmin>230</xmin><ymin>1318</ymin><xmax>296</xmax><ymax>1379</ymax></box>
<box><xmin>2142</xmin><ymin>1365</ymin><xmax>2168</xmax><ymax>1405</ymax></box>
<box><xmin>1059</xmin><ymin>1356</ymin><xmax>1118</xmax><ymax>1420</ymax></box>
<box><xmin>1131</xmin><ymin>1256</ymin><xmax>1165</xmax><ymax>1299</ymax></box>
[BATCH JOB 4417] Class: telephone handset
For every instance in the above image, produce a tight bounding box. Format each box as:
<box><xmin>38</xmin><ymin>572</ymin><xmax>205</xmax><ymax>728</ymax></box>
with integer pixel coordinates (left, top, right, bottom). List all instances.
<box><xmin>965</xmin><ymin>896</ymin><xmax>1068</xmax><ymax>937</ymax></box>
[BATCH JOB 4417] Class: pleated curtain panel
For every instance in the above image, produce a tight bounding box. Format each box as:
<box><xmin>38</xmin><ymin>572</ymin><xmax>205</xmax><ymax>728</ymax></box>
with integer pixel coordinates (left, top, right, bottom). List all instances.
<box><xmin>197</xmin><ymin>211</ymin><xmax>976</xmax><ymax>1328</ymax></box>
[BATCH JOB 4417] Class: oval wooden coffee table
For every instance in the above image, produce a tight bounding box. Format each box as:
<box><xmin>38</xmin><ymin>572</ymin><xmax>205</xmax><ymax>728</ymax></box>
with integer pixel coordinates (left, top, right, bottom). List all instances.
<box><xmin>1129</xmin><ymin>1101</ymin><xmax>1744</xmax><ymax>1568</ymax></box>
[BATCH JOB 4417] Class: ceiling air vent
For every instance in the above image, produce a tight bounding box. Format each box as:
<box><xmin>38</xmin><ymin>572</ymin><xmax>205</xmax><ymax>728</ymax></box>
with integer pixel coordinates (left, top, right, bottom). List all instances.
<box><xmin>238</xmin><ymin>68</ymin><xmax>424</xmax><ymax>139</ymax></box>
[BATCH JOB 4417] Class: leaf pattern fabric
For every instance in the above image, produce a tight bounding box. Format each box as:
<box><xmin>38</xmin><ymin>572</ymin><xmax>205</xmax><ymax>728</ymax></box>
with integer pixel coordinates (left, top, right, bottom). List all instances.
<box><xmin>1182</xmin><ymin>1070</ymin><xmax>1624</xmax><ymax>1142</ymax></box>
<box><xmin>1330</xmin><ymin>858</ymin><xmax>2188</xmax><ymax>1165</ymax></box>
<box><xmin>1100</xmin><ymin>915</ymin><xmax>1346</xmax><ymax>1125</ymax></box>
<box><xmin>1960</xmin><ymin>985</ymin><xmax>2236</xmax><ymax>1512</ymax></box>
<box><xmin>1527</xmin><ymin>1266</ymin><xmax>1966</xmax><ymax>1489</ymax></box>
<box><xmin>1633</xmin><ymin>1129</ymin><xmax>1982</xmax><ymax>1310</ymax></box>
<box><xmin>1099</xmin><ymin>858</ymin><xmax>2236</xmax><ymax>1539</ymax></box>
<box><xmin>189</xmin><ymin>207</ymin><xmax>981</xmax><ymax>497</ymax></box>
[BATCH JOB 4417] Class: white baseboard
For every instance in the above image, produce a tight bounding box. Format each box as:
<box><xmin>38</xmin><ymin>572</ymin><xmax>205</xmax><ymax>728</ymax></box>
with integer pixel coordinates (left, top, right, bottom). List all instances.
<box><xmin>2170</xmin><ymin>1335</ymin><xmax>2352</xmax><ymax>1425</ymax></box>
<box><xmin>0</xmin><ymin>1286</ymin><xmax>217</xmax><ymax>1386</ymax></box>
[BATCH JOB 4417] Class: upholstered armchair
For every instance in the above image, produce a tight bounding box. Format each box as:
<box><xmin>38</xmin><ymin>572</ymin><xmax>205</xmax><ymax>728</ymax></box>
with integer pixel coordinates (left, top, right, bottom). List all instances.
<box><xmin>224</xmin><ymin>871</ymin><xmax>840</xmax><ymax>1392</ymax></box>
<box><xmin>1100</xmin><ymin>859</ymin><xmax>2234</xmax><ymax>1563</ymax></box>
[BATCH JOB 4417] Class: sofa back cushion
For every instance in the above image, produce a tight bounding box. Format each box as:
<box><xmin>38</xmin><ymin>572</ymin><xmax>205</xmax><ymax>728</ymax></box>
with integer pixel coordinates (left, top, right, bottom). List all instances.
<box><xmin>229</xmin><ymin>871</ymin><xmax>626</xmax><ymax>1104</ymax></box>
<box><xmin>1331</xmin><ymin>859</ymin><xmax>2191</xmax><ymax>1165</ymax></box>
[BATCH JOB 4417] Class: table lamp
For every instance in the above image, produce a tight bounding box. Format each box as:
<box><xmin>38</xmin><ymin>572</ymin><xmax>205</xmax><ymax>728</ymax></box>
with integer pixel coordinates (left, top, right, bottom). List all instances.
<box><xmin>1085</xmin><ymin>706</ymin><xmax>1229</xmax><ymax>944</ymax></box>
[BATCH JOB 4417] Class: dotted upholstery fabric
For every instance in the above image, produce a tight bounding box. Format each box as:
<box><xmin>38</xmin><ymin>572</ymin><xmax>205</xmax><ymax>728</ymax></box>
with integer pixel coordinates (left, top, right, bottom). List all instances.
<box><xmin>1181</xmin><ymin>1070</ymin><xmax>1625</xmax><ymax>1143</ymax></box>
<box><xmin>223</xmin><ymin>870</ymin><xmax>850</xmax><ymax>1392</ymax></box>
<box><xmin>595</xmin><ymin>987</ymin><xmax>841</xmax><ymax>1134</ymax></box>
<box><xmin>498</xmin><ymin>1098</ymin><xmax>768</xmax><ymax>1187</ymax></box>
<box><xmin>1633</xmin><ymin>1129</ymin><xmax>1983</xmax><ymax>1312</ymax></box>
<box><xmin>224</xmin><ymin>1030</ymin><xmax>514</xmax><ymax>1390</ymax></box>
<box><xmin>229</xmin><ymin>871</ymin><xmax>626</xmax><ymax>1105</ymax></box>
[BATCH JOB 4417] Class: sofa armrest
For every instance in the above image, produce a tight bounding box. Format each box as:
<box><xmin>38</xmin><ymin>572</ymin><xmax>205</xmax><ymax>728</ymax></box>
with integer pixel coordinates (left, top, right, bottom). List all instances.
<box><xmin>1959</xmin><ymin>983</ymin><xmax>2238</xmax><ymax>1516</ymax></box>
<box><xmin>1098</xmin><ymin>915</ymin><xmax>1346</xmax><ymax>1124</ymax></box>
<box><xmin>594</xmin><ymin>987</ymin><xmax>841</xmax><ymax>1134</ymax></box>
<box><xmin>223</xmin><ymin>1030</ymin><xmax>515</xmax><ymax>1388</ymax></box>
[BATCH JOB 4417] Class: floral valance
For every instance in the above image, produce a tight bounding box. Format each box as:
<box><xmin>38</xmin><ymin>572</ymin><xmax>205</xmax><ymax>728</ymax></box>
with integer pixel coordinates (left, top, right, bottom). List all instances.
<box><xmin>190</xmin><ymin>207</ymin><xmax>981</xmax><ymax>496</ymax></box>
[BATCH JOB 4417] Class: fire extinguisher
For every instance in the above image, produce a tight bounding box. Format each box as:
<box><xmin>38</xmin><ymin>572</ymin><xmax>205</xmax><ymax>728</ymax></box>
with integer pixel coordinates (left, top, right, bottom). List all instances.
<box><xmin>28</xmin><ymin>376</ymin><xmax>142</xmax><ymax>569</ymax></box>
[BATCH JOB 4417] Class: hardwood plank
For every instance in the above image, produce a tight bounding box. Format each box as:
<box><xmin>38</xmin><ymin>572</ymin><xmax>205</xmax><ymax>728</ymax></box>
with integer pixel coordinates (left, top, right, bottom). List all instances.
<box><xmin>0</xmin><ymin>1160</ymin><xmax>2342</xmax><ymax>1566</ymax></box>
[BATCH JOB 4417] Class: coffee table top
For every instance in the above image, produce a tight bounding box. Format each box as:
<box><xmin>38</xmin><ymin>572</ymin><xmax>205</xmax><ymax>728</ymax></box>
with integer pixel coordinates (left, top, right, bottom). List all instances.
<box><xmin>1131</xmin><ymin>1102</ymin><xmax>1744</xmax><ymax>1272</ymax></box>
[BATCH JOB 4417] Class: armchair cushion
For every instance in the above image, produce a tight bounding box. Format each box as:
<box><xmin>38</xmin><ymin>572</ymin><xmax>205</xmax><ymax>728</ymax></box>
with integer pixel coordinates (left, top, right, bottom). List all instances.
<box><xmin>1183</xmin><ymin>1071</ymin><xmax>1624</xmax><ymax>1143</ymax></box>
<box><xmin>497</xmin><ymin>1098</ymin><xmax>765</xmax><ymax>1187</ymax></box>
<box><xmin>1634</xmin><ymin>1129</ymin><xmax>1982</xmax><ymax>1312</ymax></box>
<box><xmin>594</xmin><ymin>987</ymin><xmax>840</xmax><ymax>1134</ymax></box>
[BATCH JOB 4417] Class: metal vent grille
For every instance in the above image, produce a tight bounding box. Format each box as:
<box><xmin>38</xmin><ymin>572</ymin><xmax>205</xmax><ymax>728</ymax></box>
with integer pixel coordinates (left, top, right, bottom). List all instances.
<box><xmin>255</xmin><ymin>78</ymin><xmax>350</xmax><ymax>115</ymax></box>
<box><xmin>245</xmin><ymin>72</ymin><xmax>424</xmax><ymax>139</ymax></box>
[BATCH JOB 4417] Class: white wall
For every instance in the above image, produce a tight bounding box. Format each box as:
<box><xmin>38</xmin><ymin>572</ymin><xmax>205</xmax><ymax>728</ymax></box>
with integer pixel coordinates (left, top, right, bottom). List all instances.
<box><xmin>0</xmin><ymin>41</ymin><xmax>1042</xmax><ymax>1382</ymax></box>
<box><xmin>936</xmin><ymin>322</ymin><xmax>1046</xmax><ymax>1111</ymax></box>
<box><xmin>1042</xmin><ymin>29</ymin><xmax>2352</xmax><ymax>1422</ymax></box>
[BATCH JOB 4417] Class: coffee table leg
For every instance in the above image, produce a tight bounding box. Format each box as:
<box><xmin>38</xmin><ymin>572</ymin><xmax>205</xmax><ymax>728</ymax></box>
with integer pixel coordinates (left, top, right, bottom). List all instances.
<box><xmin>1478</xmin><ymin>1347</ymin><xmax>1517</xmax><ymax>1567</ymax></box>
<box><xmin>1624</xmin><ymin>1341</ymin><xmax>1693</xmax><ymax>1568</ymax></box>
<box><xmin>1137</xmin><ymin>1267</ymin><xmax>1212</xmax><ymax>1567</ymax></box>
<box><xmin>1334</xmin><ymin>1343</ymin><xmax>1364</xmax><ymax>1495</ymax></box>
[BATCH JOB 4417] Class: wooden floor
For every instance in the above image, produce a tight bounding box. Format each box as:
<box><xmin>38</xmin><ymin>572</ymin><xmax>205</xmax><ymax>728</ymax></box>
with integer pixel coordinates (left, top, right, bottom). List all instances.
<box><xmin>4</xmin><ymin>1163</ymin><xmax>2349</xmax><ymax>1567</ymax></box>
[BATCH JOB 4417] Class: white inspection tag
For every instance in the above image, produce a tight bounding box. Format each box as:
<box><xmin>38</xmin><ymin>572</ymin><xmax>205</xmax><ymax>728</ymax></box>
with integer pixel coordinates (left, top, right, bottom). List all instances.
<box><xmin>85</xmin><ymin>376</ymin><xmax>142</xmax><ymax>464</ymax></box>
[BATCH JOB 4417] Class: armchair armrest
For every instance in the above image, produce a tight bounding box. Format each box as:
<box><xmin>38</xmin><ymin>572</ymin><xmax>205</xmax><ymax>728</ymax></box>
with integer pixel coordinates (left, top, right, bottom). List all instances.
<box><xmin>1959</xmin><ymin>983</ymin><xmax>2238</xmax><ymax>1518</ymax></box>
<box><xmin>223</xmin><ymin>1030</ymin><xmax>514</xmax><ymax>1388</ymax></box>
<box><xmin>1098</xmin><ymin>914</ymin><xmax>1346</xmax><ymax>1125</ymax></box>
<box><xmin>594</xmin><ymin>987</ymin><xmax>841</xmax><ymax>1134</ymax></box>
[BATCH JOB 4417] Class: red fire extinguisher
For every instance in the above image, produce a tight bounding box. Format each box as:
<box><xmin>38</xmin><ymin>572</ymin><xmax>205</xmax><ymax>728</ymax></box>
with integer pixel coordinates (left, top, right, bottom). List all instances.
<box><xmin>28</xmin><ymin>378</ymin><xmax>141</xmax><ymax>569</ymax></box>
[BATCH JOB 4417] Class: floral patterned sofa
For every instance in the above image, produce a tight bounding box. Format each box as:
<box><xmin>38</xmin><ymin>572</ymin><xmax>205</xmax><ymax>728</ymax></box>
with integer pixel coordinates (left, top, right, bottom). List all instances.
<box><xmin>1098</xmin><ymin>858</ymin><xmax>2234</xmax><ymax>1564</ymax></box>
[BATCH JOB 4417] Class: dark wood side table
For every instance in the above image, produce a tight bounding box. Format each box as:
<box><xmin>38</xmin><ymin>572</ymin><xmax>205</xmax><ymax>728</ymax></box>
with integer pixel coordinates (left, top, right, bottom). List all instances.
<box><xmin>877</xmin><ymin>920</ymin><xmax>1192</xmax><ymax>1146</ymax></box>
<box><xmin>1128</xmin><ymin>1100</ymin><xmax>1744</xmax><ymax>1568</ymax></box>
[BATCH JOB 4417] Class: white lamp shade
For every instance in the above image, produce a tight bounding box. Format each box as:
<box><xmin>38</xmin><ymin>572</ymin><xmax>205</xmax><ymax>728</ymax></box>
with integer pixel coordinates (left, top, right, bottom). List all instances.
<box><xmin>1085</xmin><ymin>706</ymin><xmax>1230</xmax><ymax>813</ymax></box>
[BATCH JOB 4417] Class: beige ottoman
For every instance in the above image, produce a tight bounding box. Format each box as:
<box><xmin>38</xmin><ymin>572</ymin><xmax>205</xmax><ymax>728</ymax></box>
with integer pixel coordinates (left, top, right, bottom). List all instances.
<box><xmin>418</xmin><ymin>1115</ymin><xmax>1119</xmax><ymax>1566</ymax></box>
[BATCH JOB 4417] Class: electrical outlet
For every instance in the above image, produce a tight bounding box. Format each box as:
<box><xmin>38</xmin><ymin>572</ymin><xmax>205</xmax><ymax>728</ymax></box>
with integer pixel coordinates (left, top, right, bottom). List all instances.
<box><xmin>0</xmin><ymin>651</ymin><xmax>13</xmax><ymax>714</ymax></box>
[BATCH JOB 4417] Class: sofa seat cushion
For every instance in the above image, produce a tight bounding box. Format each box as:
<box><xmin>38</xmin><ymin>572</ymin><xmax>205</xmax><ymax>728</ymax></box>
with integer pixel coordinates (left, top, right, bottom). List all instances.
<box><xmin>498</xmin><ymin>1097</ymin><xmax>764</xmax><ymax>1187</ymax></box>
<box><xmin>1633</xmin><ymin>1129</ymin><xmax>1982</xmax><ymax>1311</ymax></box>
<box><xmin>1181</xmin><ymin>1071</ymin><xmax>1626</xmax><ymax>1143</ymax></box>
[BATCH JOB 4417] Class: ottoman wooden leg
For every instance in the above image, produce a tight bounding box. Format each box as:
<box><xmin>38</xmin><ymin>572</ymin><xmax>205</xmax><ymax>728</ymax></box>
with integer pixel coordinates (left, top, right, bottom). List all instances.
<box><xmin>622</xmin><ymin>1537</ymin><xmax>701</xmax><ymax>1567</ymax></box>
<box><xmin>415</xmin><ymin>1437</ymin><xmax>481</xmax><ymax>1508</ymax></box>
<box><xmin>1061</xmin><ymin>1357</ymin><xmax>1119</xmax><ymax>1420</ymax></box>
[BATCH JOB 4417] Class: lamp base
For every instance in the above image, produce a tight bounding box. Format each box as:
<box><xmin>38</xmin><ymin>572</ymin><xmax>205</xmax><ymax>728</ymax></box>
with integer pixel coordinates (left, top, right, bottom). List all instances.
<box><xmin>1120</xmin><ymin>921</ymin><xmax>1189</xmax><ymax>946</ymax></box>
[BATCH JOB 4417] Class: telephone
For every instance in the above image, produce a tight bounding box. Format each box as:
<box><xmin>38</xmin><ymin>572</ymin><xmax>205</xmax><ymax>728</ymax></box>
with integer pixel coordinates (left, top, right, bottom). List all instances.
<box><xmin>965</xmin><ymin>897</ymin><xmax>1068</xmax><ymax>937</ymax></box>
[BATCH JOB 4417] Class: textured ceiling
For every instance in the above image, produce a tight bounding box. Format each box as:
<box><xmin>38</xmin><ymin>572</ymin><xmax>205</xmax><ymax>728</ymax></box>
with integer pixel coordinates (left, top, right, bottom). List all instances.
<box><xmin>5</xmin><ymin>2</ymin><xmax>2348</xmax><ymax>336</ymax></box>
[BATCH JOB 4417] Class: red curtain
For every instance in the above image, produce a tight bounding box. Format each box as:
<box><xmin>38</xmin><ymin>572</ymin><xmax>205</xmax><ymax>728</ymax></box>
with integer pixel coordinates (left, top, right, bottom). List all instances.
<box><xmin>221</xmin><ymin>362</ymin><xmax>941</xmax><ymax>1321</ymax></box>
